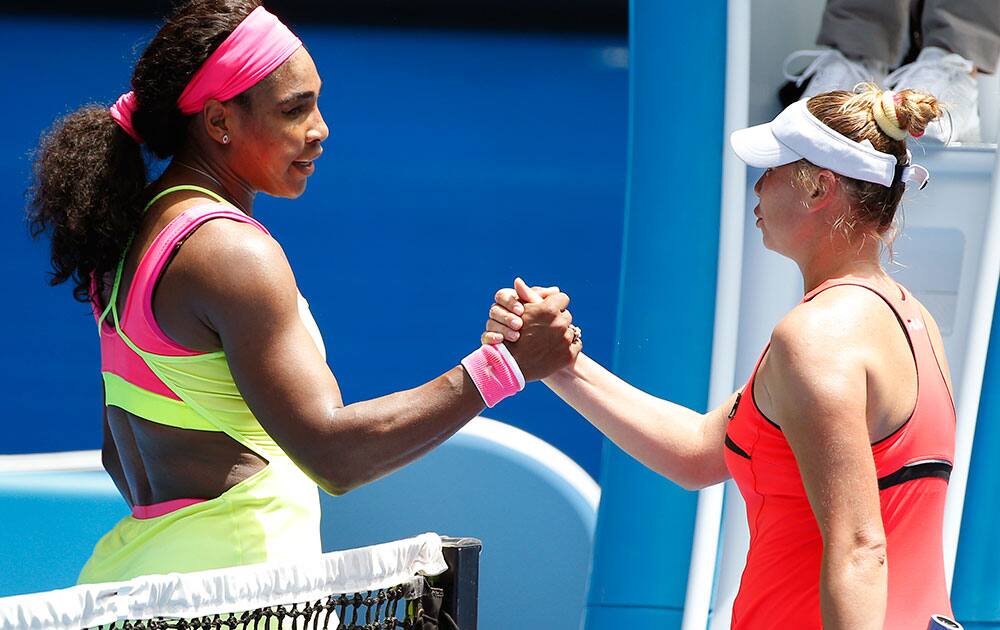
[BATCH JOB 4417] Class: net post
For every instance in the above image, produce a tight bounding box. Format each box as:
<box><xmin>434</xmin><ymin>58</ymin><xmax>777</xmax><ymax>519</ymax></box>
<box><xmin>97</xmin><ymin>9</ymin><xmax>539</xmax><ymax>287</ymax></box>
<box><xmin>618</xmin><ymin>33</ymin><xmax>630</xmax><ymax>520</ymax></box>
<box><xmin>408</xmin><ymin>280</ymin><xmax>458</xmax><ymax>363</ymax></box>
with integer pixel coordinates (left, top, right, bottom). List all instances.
<box><xmin>437</xmin><ymin>536</ymin><xmax>481</xmax><ymax>630</ymax></box>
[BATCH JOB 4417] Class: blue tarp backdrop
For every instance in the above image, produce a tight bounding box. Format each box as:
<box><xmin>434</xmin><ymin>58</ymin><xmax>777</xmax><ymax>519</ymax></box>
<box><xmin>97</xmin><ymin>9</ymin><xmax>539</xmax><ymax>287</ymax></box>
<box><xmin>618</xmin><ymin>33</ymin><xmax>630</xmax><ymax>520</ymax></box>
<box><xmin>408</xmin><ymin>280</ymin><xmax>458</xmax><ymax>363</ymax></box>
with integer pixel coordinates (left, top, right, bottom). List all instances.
<box><xmin>0</xmin><ymin>16</ymin><xmax>628</xmax><ymax>477</ymax></box>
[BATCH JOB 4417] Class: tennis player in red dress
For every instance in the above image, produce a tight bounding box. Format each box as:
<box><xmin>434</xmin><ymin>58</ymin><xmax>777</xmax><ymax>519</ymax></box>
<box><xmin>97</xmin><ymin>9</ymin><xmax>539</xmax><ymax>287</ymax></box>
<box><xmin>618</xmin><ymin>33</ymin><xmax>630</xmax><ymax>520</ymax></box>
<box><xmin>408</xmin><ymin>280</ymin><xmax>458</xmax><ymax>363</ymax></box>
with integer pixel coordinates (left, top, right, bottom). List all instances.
<box><xmin>486</xmin><ymin>85</ymin><xmax>955</xmax><ymax>629</ymax></box>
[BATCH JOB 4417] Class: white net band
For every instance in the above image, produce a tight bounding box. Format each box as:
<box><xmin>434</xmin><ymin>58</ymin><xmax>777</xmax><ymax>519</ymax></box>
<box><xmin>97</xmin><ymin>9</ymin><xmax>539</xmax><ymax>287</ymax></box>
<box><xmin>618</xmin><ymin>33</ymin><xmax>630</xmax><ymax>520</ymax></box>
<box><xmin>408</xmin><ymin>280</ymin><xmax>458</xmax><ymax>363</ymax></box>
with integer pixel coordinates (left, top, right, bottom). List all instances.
<box><xmin>0</xmin><ymin>532</ymin><xmax>447</xmax><ymax>630</ymax></box>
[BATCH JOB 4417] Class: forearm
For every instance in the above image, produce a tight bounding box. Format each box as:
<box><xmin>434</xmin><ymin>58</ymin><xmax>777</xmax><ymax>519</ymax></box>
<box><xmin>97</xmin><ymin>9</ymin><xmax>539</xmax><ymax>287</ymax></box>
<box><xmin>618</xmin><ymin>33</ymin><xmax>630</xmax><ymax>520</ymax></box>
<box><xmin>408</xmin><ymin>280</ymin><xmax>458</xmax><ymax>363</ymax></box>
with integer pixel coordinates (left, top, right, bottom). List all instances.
<box><xmin>820</xmin><ymin>543</ymin><xmax>887</xmax><ymax>630</ymax></box>
<box><xmin>543</xmin><ymin>353</ymin><xmax>725</xmax><ymax>489</ymax></box>
<box><xmin>315</xmin><ymin>365</ymin><xmax>485</xmax><ymax>494</ymax></box>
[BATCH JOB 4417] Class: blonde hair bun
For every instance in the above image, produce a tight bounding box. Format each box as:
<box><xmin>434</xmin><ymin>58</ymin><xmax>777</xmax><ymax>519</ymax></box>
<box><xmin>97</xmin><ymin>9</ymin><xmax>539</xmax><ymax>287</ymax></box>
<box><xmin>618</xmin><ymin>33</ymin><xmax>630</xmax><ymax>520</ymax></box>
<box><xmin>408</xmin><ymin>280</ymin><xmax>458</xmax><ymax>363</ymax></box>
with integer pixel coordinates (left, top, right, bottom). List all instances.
<box><xmin>873</xmin><ymin>91</ymin><xmax>908</xmax><ymax>140</ymax></box>
<box><xmin>803</xmin><ymin>84</ymin><xmax>944</xmax><ymax>241</ymax></box>
<box><xmin>851</xmin><ymin>83</ymin><xmax>943</xmax><ymax>140</ymax></box>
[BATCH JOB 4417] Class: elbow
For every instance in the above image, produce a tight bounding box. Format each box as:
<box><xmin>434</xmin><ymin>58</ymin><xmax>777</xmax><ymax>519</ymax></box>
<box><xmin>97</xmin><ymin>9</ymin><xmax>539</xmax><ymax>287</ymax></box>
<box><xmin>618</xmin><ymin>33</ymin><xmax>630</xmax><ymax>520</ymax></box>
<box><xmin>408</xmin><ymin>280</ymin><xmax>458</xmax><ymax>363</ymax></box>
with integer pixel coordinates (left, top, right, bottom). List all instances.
<box><xmin>314</xmin><ymin>465</ymin><xmax>368</xmax><ymax>496</ymax></box>
<box><xmin>318</xmin><ymin>479</ymin><xmax>355</xmax><ymax>497</ymax></box>
<box><xmin>306</xmin><ymin>408</ymin><xmax>382</xmax><ymax>496</ymax></box>
<box><xmin>653</xmin><ymin>465</ymin><xmax>710</xmax><ymax>491</ymax></box>
<box><xmin>667</xmin><ymin>453</ymin><xmax>725</xmax><ymax>491</ymax></box>
<box><xmin>662</xmin><ymin>417</ymin><xmax>727</xmax><ymax>491</ymax></box>
<box><xmin>311</xmin><ymin>452</ymin><xmax>384</xmax><ymax>497</ymax></box>
<box><xmin>826</xmin><ymin>528</ymin><xmax>888</xmax><ymax>570</ymax></box>
<box><xmin>854</xmin><ymin>531</ymin><xmax>888</xmax><ymax>564</ymax></box>
<box><xmin>313</xmin><ymin>464</ymin><xmax>371</xmax><ymax>497</ymax></box>
<box><xmin>847</xmin><ymin>528</ymin><xmax>887</xmax><ymax>556</ymax></box>
<box><xmin>677</xmin><ymin>477</ymin><xmax>709</xmax><ymax>492</ymax></box>
<box><xmin>674</xmin><ymin>472</ymin><xmax>721</xmax><ymax>492</ymax></box>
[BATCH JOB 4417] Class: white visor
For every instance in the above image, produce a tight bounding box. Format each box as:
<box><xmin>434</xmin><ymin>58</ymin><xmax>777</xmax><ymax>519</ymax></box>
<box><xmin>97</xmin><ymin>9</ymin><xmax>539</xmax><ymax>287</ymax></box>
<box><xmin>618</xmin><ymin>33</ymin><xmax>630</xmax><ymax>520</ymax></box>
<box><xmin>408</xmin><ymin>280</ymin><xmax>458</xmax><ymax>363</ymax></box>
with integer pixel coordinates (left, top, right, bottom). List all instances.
<box><xmin>730</xmin><ymin>100</ymin><xmax>929</xmax><ymax>190</ymax></box>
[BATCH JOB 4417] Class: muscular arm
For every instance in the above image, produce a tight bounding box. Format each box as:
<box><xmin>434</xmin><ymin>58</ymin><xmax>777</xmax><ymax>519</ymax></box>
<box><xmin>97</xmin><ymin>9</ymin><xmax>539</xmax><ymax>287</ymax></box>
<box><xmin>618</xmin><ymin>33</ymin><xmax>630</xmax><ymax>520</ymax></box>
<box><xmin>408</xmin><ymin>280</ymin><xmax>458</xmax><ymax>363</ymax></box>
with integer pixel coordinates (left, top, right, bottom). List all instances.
<box><xmin>180</xmin><ymin>221</ymin><xmax>573</xmax><ymax>495</ymax></box>
<box><xmin>544</xmin><ymin>353</ymin><xmax>735</xmax><ymax>490</ymax></box>
<box><xmin>766</xmin><ymin>302</ymin><xmax>887</xmax><ymax>630</ymax></box>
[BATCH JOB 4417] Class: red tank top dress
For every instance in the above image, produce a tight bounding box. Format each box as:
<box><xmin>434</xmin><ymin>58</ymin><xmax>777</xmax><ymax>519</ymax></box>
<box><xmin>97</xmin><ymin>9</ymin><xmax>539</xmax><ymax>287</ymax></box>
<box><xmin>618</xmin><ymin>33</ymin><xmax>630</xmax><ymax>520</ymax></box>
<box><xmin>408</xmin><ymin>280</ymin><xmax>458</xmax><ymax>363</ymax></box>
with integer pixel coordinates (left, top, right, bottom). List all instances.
<box><xmin>724</xmin><ymin>278</ymin><xmax>955</xmax><ymax>629</ymax></box>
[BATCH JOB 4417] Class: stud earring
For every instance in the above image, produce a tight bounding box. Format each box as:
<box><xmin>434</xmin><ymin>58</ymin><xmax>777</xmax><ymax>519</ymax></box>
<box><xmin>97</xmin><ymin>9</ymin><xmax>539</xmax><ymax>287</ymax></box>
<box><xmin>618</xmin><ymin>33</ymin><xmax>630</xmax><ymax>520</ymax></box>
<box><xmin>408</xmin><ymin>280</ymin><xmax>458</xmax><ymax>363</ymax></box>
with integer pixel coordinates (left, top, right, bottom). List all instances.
<box><xmin>222</xmin><ymin>134</ymin><xmax>230</xmax><ymax>144</ymax></box>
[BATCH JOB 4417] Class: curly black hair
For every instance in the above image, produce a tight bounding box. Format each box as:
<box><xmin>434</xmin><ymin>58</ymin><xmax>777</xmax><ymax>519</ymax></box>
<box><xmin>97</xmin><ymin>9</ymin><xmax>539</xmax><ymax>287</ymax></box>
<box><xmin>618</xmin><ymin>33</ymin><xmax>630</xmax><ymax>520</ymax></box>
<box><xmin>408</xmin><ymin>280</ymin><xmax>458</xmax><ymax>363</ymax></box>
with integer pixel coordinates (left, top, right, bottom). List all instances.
<box><xmin>27</xmin><ymin>0</ymin><xmax>262</xmax><ymax>302</ymax></box>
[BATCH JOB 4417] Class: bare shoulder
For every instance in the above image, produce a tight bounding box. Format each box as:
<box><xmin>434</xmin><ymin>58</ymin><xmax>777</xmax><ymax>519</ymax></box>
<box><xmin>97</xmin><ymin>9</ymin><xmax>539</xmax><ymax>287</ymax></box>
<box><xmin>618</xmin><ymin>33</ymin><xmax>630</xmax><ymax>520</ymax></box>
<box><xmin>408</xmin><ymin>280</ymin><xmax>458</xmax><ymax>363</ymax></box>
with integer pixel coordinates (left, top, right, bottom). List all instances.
<box><xmin>769</xmin><ymin>288</ymin><xmax>893</xmax><ymax>537</ymax></box>
<box><xmin>771</xmin><ymin>285</ymin><xmax>884</xmax><ymax>365</ymax></box>
<box><xmin>765</xmin><ymin>286</ymin><xmax>887</xmax><ymax>418</ymax></box>
<box><xmin>167</xmin><ymin>215</ymin><xmax>299</xmax><ymax>322</ymax></box>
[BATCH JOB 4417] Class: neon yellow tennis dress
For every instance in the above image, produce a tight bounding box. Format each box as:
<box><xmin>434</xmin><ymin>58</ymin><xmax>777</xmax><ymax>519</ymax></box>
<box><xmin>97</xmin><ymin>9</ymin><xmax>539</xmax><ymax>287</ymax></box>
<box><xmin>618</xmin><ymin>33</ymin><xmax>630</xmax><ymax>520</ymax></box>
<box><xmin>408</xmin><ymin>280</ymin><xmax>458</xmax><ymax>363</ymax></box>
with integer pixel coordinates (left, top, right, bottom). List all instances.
<box><xmin>79</xmin><ymin>186</ymin><xmax>324</xmax><ymax>584</ymax></box>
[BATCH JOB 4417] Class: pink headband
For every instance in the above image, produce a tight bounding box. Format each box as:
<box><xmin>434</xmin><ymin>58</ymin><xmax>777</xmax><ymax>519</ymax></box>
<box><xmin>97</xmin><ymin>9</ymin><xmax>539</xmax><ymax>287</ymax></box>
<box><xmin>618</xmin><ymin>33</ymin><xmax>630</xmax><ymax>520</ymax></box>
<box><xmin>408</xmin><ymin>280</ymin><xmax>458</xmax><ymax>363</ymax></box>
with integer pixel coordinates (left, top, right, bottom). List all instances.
<box><xmin>109</xmin><ymin>6</ymin><xmax>302</xmax><ymax>143</ymax></box>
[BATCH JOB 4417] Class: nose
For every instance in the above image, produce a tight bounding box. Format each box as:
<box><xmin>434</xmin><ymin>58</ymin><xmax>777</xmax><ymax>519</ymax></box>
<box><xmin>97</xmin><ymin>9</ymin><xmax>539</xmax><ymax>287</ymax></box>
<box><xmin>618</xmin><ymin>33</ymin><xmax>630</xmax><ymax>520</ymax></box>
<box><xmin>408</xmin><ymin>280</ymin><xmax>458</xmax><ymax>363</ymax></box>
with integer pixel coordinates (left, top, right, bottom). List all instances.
<box><xmin>307</xmin><ymin>106</ymin><xmax>330</xmax><ymax>143</ymax></box>
<box><xmin>753</xmin><ymin>172</ymin><xmax>765</xmax><ymax>196</ymax></box>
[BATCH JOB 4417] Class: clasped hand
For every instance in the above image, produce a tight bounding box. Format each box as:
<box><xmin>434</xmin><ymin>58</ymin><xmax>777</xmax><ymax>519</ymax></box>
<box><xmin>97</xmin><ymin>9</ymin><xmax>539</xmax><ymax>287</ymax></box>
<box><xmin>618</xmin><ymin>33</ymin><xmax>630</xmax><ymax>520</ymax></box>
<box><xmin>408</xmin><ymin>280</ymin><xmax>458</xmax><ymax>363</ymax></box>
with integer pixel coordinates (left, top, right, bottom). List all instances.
<box><xmin>482</xmin><ymin>278</ymin><xmax>580</xmax><ymax>381</ymax></box>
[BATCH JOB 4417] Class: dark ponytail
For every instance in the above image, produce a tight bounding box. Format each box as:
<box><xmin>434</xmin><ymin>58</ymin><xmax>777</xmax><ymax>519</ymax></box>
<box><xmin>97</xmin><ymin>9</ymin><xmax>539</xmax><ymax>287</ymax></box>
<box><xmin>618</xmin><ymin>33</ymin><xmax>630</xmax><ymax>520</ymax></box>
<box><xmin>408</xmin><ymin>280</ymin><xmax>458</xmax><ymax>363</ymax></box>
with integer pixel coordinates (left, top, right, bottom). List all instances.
<box><xmin>27</xmin><ymin>0</ymin><xmax>262</xmax><ymax>303</ymax></box>
<box><xmin>28</xmin><ymin>107</ymin><xmax>146</xmax><ymax>303</ymax></box>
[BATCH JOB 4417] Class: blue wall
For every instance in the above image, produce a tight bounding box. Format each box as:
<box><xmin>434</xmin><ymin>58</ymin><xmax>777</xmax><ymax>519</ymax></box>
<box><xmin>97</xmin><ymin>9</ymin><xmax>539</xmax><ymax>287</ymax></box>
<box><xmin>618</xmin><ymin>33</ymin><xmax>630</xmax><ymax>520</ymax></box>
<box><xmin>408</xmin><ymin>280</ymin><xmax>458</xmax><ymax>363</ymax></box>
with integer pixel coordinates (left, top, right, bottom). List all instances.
<box><xmin>585</xmin><ymin>0</ymin><xmax>727</xmax><ymax>626</ymax></box>
<box><xmin>0</xmin><ymin>16</ymin><xmax>627</xmax><ymax>477</ymax></box>
<box><xmin>953</xmin><ymin>288</ymin><xmax>1000</xmax><ymax>628</ymax></box>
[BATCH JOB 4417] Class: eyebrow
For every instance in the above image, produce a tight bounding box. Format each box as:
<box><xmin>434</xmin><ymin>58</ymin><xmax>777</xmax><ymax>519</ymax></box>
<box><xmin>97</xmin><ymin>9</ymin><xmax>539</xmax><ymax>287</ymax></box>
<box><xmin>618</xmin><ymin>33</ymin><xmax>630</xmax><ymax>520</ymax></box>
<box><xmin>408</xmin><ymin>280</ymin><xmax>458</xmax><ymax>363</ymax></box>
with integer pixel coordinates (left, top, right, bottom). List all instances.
<box><xmin>278</xmin><ymin>90</ymin><xmax>316</xmax><ymax>105</ymax></box>
<box><xmin>277</xmin><ymin>90</ymin><xmax>319</xmax><ymax>106</ymax></box>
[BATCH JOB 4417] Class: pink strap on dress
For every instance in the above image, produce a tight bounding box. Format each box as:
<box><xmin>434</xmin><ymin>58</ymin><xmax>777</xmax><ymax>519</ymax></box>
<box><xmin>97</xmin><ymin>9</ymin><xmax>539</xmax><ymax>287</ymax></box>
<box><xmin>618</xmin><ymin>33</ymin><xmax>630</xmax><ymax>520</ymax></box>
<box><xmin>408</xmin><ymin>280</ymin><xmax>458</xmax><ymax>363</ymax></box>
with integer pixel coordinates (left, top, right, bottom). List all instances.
<box><xmin>119</xmin><ymin>204</ymin><xmax>270</xmax><ymax>356</ymax></box>
<box><xmin>132</xmin><ymin>497</ymin><xmax>207</xmax><ymax>519</ymax></box>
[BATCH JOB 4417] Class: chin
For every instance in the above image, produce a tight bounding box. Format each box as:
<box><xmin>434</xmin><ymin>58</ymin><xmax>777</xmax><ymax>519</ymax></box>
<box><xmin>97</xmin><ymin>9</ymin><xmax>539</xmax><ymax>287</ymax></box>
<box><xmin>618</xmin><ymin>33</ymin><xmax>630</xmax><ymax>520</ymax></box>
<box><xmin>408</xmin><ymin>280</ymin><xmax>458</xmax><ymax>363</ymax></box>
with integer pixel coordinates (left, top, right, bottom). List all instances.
<box><xmin>268</xmin><ymin>181</ymin><xmax>308</xmax><ymax>200</ymax></box>
<box><xmin>287</xmin><ymin>174</ymin><xmax>310</xmax><ymax>198</ymax></box>
<box><xmin>759</xmin><ymin>233</ymin><xmax>777</xmax><ymax>253</ymax></box>
<box><xmin>760</xmin><ymin>237</ymin><xmax>794</xmax><ymax>258</ymax></box>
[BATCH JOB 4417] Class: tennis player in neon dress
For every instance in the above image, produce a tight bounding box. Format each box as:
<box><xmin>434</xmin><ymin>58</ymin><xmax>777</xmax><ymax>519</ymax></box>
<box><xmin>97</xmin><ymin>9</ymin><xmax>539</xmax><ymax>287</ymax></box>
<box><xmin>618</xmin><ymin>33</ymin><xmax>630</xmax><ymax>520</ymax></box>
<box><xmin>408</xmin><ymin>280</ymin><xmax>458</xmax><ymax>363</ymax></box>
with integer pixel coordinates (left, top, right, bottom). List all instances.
<box><xmin>28</xmin><ymin>0</ymin><xmax>579</xmax><ymax>584</ymax></box>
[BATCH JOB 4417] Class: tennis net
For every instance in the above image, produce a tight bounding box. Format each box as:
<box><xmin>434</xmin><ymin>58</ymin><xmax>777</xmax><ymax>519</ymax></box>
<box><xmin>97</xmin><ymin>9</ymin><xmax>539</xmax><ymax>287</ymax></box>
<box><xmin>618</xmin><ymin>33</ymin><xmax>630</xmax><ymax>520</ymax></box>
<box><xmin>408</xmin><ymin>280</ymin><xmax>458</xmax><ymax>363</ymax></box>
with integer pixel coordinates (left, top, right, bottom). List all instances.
<box><xmin>0</xmin><ymin>533</ymin><xmax>481</xmax><ymax>630</ymax></box>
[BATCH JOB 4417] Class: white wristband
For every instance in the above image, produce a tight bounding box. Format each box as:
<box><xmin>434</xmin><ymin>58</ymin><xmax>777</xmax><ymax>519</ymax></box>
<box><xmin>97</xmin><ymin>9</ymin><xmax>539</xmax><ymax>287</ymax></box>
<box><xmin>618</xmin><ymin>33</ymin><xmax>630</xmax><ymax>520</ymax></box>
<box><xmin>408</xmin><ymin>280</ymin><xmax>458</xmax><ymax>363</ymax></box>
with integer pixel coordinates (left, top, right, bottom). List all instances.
<box><xmin>494</xmin><ymin>342</ymin><xmax>526</xmax><ymax>390</ymax></box>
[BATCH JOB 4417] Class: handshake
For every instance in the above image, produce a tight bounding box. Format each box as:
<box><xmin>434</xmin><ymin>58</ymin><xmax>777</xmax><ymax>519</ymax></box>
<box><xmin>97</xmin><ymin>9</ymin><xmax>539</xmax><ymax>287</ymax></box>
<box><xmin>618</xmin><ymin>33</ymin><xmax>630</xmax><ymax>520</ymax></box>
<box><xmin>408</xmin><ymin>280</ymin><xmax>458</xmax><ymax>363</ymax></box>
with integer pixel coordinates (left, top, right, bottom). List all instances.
<box><xmin>463</xmin><ymin>278</ymin><xmax>582</xmax><ymax>407</ymax></box>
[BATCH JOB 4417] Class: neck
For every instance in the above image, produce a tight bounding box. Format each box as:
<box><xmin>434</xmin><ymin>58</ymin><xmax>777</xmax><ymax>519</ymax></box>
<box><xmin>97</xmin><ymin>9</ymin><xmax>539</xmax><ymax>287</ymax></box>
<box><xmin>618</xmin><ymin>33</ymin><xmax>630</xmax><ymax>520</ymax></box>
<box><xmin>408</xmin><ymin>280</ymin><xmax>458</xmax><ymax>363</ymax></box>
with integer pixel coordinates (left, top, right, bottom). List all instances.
<box><xmin>170</xmin><ymin>150</ymin><xmax>256</xmax><ymax>216</ymax></box>
<box><xmin>796</xmin><ymin>232</ymin><xmax>889</xmax><ymax>293</ymax></box>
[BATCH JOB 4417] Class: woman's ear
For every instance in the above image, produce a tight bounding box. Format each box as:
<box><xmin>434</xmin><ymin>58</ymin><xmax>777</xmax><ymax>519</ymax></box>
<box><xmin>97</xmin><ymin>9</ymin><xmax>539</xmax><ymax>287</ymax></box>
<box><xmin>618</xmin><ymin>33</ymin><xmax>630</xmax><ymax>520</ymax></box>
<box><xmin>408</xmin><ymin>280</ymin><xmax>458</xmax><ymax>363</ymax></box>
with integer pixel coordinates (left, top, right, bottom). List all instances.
<box><xmin>809</xmin><ymin>169</ymin><xmax>839</xmax><ymax>208</ymax></box>
<box><xmin>201</xmin><ymin>98</ymin><xmax>232</xmax><ymax>146</ymax></box>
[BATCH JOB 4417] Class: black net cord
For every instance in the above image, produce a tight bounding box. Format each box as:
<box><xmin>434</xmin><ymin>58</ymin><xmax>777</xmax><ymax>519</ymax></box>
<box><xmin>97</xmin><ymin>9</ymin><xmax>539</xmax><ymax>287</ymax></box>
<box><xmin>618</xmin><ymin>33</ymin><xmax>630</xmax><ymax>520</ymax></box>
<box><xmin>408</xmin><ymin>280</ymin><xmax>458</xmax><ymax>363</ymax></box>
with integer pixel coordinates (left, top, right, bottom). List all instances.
<box><xmin>81</xmin><ymin>537</ymin><xmax>483</xmax><ymax>630</ymax></box>
<box><xmin>86</xmin><ymin>584</ymin><xmax>421</xmax><ymax>630</ymax></box>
